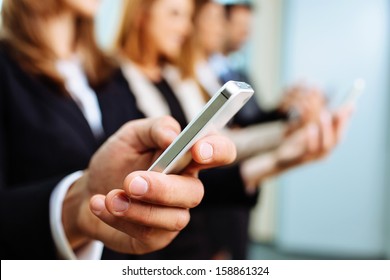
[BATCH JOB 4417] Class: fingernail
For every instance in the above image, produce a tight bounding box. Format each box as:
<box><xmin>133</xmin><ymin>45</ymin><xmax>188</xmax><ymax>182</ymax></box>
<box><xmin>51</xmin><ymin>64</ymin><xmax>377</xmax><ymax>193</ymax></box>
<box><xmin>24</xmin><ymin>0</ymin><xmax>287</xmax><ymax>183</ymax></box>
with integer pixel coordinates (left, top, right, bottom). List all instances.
<box><xmin>129</xmin><ymin>176</ymin><xmax>149</xmax><ymax>196</ymax></box>
<box><xmin>200</xmin><ymin>142</ymin><xmax>214</xmax><ymax>160</ymax></box>
<box><xmin>90</xmin><ymin>196</ymin><xmax>105</xmax><ymax>215</ymax></box>
<box><xmin>166</xmin><ymin>129</ymin><xmax>179</xmax><ymax>140</ymax></box>
<box><xmin>112</xmin><ymin>195</ymin><xmax>129</xmax><ymax>212</ymax></box>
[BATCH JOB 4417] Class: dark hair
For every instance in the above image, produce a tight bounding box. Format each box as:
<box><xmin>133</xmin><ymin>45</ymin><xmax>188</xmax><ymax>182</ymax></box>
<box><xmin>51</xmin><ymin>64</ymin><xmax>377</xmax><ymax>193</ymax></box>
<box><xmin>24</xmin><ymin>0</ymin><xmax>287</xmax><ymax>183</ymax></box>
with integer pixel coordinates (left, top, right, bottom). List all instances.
<box><xmin>224</xmin><ymin>2</ymin><xmax>254</xmax><ymax>19</ymax></box>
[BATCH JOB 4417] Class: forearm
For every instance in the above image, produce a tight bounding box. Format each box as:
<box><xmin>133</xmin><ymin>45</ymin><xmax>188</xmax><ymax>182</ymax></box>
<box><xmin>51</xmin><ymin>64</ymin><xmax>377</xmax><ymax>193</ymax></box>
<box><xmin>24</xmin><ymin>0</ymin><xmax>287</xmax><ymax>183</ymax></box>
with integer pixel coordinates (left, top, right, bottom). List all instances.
<box><xmin>239</xmin><ymin>129</ymin><xmax>310</xmax><ymax>189</ymax></box>
<box><xmin>241</xmin><ymin>126</ymin><xmax>322</xmax><ymax>187</ymax></box>
<box><xmin>240</xmin><ymin>152</ymin><xmax>303</xmax><ymax>186</ymax></box>
<box><xmin>240</xmin><ymin>151</ymin><xmax>278</xmax><ymax>189</ymax></box>
<box><xmin>223</xmin><ymin>121</ymin><xmax>287</xmax><ymax>162</ymax></box>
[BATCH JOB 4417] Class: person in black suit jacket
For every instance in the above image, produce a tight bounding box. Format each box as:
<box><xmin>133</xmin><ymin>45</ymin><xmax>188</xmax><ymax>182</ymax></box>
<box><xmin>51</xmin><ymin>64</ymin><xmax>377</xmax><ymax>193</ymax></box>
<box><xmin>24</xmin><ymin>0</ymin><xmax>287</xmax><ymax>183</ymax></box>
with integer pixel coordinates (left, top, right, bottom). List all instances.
<box><xmin>0</xmin><ymin>0</ymin><xmax>236</xmax><ymax>259</ymax></box>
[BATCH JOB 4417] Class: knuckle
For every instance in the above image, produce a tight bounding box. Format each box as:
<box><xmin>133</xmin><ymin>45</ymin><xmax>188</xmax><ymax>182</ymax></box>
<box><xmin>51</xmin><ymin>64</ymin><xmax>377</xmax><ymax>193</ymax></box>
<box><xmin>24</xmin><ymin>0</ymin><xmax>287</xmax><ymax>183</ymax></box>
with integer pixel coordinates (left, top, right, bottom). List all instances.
<box><xmin>175</xmin><ymin>177</ymin><xmax>204</xmax><ymax>209</ymax></box>
<box><xmin>138</xmin><ymin>225</ymin><xmax>155</xmax><ymax>244</ymax></box>
<box><xmin>189</xmin><ymin>183</ymin><xmax>204</xmax><ymax>208</ymax></box>
<box><xmin>163</xmin><ymin>184</ymin><xmax>176</xmax><ymax>205</ymax></box>
<box><xmin>138</xmin><ymin>204</ymin><xmax>155</xmax><ymax>226</ymax></box>
<box><xmin>157</xmin><ymin>115</ymin><xmax>176</xmax><ymax>129</ymax></box>
<box><xmin>160</xmin><ymin>115</ymin><xmax>175</xmax><ymax>123</ymax></box>
<box><xmin>173</xmin><ymin>210</ymin><xmax>190</xmax><ymax>231</ymax></box>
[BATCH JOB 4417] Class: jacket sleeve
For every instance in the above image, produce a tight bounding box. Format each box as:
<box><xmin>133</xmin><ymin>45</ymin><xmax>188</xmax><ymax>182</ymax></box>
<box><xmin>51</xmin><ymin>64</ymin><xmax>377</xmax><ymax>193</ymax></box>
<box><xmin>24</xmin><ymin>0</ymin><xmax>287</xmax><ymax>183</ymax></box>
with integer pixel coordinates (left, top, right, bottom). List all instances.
<box><xmin>233</xmin><ymin>95</ymin><xmax>288</xmax><ymax>127</ymax></box>
<box><xmin>0</xmin><ymin>179</ymin><xmax>61</xmax><ymax>259</ymax></box>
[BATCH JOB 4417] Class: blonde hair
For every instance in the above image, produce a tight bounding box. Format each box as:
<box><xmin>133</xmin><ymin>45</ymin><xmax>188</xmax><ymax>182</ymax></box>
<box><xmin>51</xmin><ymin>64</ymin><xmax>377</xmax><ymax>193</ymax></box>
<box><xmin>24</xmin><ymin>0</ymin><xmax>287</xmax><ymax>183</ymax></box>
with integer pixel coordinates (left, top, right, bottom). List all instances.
<box><xmin>0</xmin><ymin>0</ymin><xmax>115</xmax><ymax>89</ymax></box>
<box><xmin>115</xmin><ymin>0</ymin><xmax>157</xmax><ymax>65</ymax></box>
<box><xmin>116</xmin><ymin>0</ymin><xmax>196</xmax><ymax>77</ymax></box>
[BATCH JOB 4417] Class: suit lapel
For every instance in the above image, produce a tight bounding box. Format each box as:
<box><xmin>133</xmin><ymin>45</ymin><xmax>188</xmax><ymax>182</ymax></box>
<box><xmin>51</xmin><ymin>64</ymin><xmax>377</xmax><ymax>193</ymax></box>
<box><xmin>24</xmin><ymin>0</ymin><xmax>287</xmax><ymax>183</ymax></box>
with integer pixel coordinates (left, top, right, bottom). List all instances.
<box><xmin>34</xmin><ymin>80</ymin><xmax>101</xmax><ymax>152</ymax></box>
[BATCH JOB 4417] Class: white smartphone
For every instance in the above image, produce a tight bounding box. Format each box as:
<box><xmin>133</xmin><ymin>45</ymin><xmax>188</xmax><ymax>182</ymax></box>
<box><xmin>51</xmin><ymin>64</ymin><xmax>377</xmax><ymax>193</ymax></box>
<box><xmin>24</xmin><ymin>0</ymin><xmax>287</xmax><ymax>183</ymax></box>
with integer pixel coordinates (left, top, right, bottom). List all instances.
<box><xmin>148</xmin><ymin>81</ymin><xmax>254</xmax><ymax>174</ymax></box>
<box><xmin>330</xmin><ymin>78</ymin><xmax>366</xmax><ymax>110</ymax></box>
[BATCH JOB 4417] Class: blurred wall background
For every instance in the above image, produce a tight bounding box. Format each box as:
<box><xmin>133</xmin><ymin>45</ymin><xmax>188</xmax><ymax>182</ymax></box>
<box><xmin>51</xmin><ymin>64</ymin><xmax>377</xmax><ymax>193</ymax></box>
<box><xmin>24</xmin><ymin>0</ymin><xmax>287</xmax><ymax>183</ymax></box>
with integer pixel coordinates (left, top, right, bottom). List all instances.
<box><xmin>276</xmin><ymin>0</ymin><xmax>390</xmax><ymax>259</ymax></box>
<box><xmin>95</xmin><ymin>0</ymin><xmax>122</xmax><ymax>49</ymax></box>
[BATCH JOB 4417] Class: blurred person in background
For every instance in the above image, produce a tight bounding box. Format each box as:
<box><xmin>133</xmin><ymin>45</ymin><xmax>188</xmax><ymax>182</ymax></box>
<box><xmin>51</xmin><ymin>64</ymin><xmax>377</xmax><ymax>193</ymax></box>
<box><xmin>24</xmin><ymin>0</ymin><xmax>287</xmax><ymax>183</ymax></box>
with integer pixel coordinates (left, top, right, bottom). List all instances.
<box><xmin>209</xmin><ymin>0</ymin><xmax>268</xmax><ymax>126</ymax></box>
<box><xmin>0</xmin><ymin>0</ymin><xmax>236</xmax><ymax>259</ymax></box>
<box><xmin>116</xmin><ymin>0</ymin><xmax>216</xmax><ymax>259</ymax></box>
<box><xmin>116</xmin><ymin>0</ymin><xmax>353</xmax><ymax>259</ymax></box>
<box><xmin>192</xmin><ymin>0</ymin><xmax>321</xmax><ymax>126</ymax></box>
<box><xmin>177</xmin><ymin>0</ymin><xmax>354</xmax><ymax>259</ymax></box>
<box><xmin>116</xmin><ymin>0</ymin><xmax>291</xmax><ymax>259</ymax></box>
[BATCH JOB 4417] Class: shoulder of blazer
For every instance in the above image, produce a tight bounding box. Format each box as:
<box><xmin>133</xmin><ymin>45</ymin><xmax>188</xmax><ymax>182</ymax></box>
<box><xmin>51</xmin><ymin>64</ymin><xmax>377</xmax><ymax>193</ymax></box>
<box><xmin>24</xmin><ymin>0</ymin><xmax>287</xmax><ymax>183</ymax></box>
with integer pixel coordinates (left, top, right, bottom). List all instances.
<box><xmin>0</xmin><ymin>46</ymin><xmax>6</xmax><ymax>102</ymax></box>
<box><xmin>0</xmin><ymin>42</ymin><xmax>62</xmax><ymax>97</ymax></box>
<box><xmin>0</xmin><ymin>44</ymin><xmax>38</xmax><ymax>107</ymax></box>
<box><xmin>0</xmin><ymin>43</ymin><xmax>16</xmax><ymax>80</ymax></box>
<box><xmin>0</xmin><ymin>42</ymin><xmax>34</xmax><ymax>78</ymax></box>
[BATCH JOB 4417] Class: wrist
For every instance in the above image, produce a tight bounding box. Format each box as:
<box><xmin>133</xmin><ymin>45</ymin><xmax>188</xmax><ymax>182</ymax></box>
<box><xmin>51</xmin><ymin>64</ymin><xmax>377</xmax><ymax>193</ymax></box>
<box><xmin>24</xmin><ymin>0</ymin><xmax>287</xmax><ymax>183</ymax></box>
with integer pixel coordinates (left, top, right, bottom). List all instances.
<box><xmin>62</xmin><ymin>171</ymin><xmax>95</xmax><ymax>250</ymax></box>
<box><xmin>240</xmin><ymin>152</ymin><xmax>277</xmax><ymax>189</ymax></box>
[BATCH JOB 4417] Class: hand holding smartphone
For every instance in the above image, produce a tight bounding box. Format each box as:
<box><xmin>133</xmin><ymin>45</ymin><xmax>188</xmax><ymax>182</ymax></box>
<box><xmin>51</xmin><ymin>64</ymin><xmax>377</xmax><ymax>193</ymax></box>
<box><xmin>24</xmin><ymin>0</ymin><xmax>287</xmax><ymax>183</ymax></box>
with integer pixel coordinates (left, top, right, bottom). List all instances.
<box><xmin>148</xmin><ymin>81</ymin><xmax>254</xmax><ymax>174</ymax></box>
<box><xmin>284</xmin><ymin>79</ymin><xmax>366</xmax><ymax>123</ymax></box>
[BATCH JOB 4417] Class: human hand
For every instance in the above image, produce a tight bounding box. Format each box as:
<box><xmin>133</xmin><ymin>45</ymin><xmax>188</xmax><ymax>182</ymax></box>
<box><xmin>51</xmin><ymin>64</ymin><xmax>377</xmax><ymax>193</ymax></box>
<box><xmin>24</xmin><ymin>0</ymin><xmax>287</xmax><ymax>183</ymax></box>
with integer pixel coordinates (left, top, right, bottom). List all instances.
<box><xmin>279</xmin><ymin>83</ymin><xmax>327</xmax><ymax>129</ymax></box>
<box><xmin>62</xmin><ymin>116</ymin><xmax>236</xmax><ymax>254</ymax></box>
<box><xmin>276</xmin><ymin>104</ymin><xmax>354</xmax><ymax>167</ymax></box>
<box><xmin>241</xmin><ymin>105</ymin><xmax>353</xmax><ymax>191</ymax></box>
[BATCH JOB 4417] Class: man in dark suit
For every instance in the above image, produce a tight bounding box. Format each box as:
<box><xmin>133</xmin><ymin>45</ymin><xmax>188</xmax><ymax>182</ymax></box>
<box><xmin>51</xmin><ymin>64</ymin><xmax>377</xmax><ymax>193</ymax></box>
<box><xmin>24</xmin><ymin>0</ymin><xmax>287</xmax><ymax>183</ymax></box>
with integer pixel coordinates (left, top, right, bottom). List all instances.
<box><xmin>201</xmin><ymin>0</ymin><xmax>325</xmax><ymax>260</ymax></box>
<box><xmin>209</xmin><ymin>1</ymin><xmax>289</xmax><ymax>127</ymax></box>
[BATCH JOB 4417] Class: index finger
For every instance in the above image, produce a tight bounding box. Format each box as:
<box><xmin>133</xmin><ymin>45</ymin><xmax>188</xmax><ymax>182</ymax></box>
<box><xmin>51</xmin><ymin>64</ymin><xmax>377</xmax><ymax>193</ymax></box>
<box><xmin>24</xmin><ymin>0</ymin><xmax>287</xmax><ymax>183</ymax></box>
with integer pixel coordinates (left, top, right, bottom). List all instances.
<box><xmin>122</xmin><ymin>171</ymin><xmax>204</xmax><ymax>208</ymax></box>
<box><xmin>116</xmin><ymin>116</ymin><xmax>181</xmax><ymax>153</ymax></box>
<box><xmin>187</xmin><ymin>134</ymin><xmax>237</xmax><ymax>173</ymax></box>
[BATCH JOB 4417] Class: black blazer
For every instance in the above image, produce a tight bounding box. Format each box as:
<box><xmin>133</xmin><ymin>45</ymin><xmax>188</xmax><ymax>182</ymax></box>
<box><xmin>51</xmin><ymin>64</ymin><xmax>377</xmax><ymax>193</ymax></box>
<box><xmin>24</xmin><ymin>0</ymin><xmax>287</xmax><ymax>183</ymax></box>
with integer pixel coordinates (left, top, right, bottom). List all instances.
<box><xmin>0</xmin><ymin>46</ymin><xmax>144</xmax><ymax>259</ymax></box>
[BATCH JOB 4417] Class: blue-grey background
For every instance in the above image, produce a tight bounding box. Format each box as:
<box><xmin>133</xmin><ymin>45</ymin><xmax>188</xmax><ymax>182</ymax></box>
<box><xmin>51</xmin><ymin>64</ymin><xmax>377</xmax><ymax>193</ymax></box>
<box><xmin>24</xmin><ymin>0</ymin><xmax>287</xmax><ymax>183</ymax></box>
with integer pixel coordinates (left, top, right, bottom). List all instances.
<box><xmin>277</xmin><ymin>0</ymin><xmax>389</xmax><ymax>259</ymax></box>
